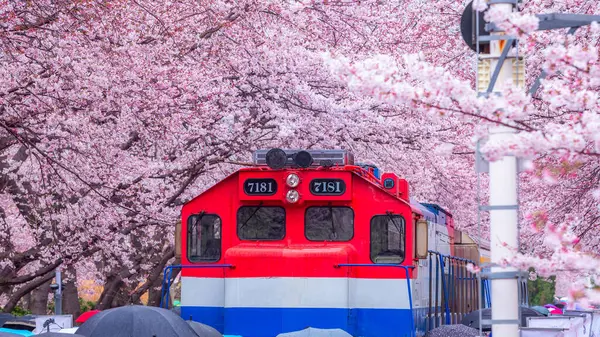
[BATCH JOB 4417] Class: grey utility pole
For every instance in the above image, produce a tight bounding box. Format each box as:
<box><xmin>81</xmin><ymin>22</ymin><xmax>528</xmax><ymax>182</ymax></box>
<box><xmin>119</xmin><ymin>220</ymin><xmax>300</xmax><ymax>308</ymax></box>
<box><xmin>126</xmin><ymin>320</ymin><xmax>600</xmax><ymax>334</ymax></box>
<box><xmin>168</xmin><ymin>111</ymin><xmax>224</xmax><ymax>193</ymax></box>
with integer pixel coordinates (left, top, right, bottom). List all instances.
<box><xmin>54</xmin><ymin>269</ymin><xmax>62</xmax><ymax>315</ymax></box>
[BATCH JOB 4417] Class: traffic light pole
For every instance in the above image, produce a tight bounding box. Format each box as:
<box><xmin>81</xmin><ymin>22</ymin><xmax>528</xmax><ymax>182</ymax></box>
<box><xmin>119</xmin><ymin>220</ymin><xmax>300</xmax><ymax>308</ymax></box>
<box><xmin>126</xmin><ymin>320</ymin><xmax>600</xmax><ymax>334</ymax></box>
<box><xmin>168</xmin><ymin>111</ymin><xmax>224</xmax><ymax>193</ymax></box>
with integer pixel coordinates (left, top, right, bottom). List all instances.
<box><xmin>484</xmin><ymin>2</ymin><xmax>520</xmax><ymax>337</ymax></box>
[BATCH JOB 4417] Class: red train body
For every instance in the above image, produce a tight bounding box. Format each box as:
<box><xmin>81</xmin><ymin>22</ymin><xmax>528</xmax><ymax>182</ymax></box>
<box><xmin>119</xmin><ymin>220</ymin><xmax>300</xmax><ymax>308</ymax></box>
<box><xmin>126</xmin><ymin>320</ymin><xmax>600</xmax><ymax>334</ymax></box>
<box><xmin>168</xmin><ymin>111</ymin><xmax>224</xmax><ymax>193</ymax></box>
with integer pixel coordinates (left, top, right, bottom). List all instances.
<box><xmin>173</xmin><ymin>149</ymin><xmax>490</xmax><ymax>337</ymax></box>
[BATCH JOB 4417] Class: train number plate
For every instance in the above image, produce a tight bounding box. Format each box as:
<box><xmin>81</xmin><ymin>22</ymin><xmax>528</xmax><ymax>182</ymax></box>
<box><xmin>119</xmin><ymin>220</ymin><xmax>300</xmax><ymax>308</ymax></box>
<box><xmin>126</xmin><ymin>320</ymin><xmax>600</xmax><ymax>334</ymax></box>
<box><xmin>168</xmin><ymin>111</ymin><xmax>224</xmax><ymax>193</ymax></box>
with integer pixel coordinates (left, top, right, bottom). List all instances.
<box><xmin>309</xmin><ymin>179</ymin><xmax>346</xmax><ymax>196</ymax></box>
<box><xmin>243</xmin><ymin>178</ymin><xmax>277</xmax><ymax>195</ymax></box>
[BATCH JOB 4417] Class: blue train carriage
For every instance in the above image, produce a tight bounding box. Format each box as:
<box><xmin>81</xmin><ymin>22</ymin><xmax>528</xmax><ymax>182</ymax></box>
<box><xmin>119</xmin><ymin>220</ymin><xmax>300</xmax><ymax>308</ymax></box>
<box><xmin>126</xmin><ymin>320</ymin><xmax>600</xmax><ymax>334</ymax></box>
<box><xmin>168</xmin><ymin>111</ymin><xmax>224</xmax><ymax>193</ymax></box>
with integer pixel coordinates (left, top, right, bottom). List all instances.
<box><xmin>409</xmin><ymin>200</ymin><xmax>491</xmax><ymax>336</ymax></box>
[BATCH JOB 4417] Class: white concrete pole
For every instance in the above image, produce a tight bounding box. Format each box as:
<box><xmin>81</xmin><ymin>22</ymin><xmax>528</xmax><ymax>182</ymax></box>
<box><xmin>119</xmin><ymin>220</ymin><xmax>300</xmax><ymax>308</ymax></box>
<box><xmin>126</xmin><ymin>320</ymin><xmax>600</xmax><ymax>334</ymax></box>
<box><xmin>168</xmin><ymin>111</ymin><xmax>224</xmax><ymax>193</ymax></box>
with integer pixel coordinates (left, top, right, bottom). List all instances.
<box><xmin>488</xmin><ymin>2</ymin><xmax>520</xmax><ymax>337</ymax></box>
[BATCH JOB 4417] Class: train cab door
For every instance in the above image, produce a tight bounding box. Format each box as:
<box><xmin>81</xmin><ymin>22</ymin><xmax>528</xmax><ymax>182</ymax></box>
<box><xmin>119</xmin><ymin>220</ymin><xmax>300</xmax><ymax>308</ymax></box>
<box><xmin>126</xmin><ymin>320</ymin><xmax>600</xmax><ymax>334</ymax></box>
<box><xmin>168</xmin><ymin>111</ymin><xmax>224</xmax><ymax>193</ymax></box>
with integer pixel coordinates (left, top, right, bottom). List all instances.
<box><xmin>413</xmin><ymin>219</ymin><xmax>434</xmax><ymax>337</ymax></box>
<box><xmin>412</xmin><ymin>263</ymin><xmax>424</xmax><ymax>337</ymax></box>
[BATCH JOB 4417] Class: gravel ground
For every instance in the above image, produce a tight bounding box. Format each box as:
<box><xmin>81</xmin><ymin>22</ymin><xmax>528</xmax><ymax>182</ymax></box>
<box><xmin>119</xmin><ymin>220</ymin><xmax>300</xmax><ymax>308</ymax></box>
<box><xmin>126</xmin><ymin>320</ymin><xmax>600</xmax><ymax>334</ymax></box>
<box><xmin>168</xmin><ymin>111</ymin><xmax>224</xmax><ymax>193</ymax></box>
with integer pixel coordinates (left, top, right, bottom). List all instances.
<box><xmin>425</xmin><ymin>324</ymin><xmax>485</xmax><ymax>337</ymax></box>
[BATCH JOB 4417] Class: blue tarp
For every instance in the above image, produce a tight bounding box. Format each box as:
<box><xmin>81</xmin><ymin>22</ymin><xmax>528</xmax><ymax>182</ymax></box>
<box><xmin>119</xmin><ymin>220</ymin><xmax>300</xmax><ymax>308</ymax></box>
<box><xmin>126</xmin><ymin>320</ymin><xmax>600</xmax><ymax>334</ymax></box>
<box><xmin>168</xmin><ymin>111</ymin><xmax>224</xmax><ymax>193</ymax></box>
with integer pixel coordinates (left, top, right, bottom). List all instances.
<box><xmin>0</xmin><ymin>327</ymin><xmax>35</xmax><ymax>336</ymax></box>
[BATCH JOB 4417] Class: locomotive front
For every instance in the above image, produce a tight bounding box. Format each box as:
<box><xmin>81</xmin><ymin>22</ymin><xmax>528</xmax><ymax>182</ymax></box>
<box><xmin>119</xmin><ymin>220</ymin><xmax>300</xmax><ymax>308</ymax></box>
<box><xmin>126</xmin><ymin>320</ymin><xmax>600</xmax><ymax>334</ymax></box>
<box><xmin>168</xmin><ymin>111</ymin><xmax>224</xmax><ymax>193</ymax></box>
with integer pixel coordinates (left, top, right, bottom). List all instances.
<box><xmin>178</xmin><ymin>149</ymin><xmax>427</xmax><ymax>337</ymax></box>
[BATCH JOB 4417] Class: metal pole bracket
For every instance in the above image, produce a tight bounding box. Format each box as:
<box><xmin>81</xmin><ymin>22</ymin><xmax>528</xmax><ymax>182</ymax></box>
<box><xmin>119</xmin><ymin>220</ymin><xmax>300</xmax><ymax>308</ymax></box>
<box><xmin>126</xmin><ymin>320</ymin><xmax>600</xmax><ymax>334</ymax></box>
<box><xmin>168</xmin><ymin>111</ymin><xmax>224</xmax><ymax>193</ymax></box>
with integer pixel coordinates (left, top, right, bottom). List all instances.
<box><xmin>481</xmin><ymin>271</ymin><xmax>528</xmax><ymax>280</ymax></box>
<box><xmin>479</xmin><ymin>205</ymin><xmax>519</xmax><ymax>211</ymax></box>
<box><xmin>481</xmin><ymin>319</ymin><xmax>520</xmax><ymax>325</ymax></box>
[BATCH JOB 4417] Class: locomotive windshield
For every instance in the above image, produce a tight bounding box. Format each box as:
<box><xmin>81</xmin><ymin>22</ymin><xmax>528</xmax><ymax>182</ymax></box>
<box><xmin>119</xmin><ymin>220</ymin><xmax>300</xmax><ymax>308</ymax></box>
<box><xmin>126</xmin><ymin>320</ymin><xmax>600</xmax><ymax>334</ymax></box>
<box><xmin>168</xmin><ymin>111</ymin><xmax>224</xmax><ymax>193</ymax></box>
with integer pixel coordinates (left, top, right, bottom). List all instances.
<box><xmin>305</xmin><ymin>206</ymin><xmax>353</xmax><ymax>241</ymax></box>
<box><xmin>237</xmin><ymin>206</ymin><xmax>285</xmax><ymax>240</ymax></box>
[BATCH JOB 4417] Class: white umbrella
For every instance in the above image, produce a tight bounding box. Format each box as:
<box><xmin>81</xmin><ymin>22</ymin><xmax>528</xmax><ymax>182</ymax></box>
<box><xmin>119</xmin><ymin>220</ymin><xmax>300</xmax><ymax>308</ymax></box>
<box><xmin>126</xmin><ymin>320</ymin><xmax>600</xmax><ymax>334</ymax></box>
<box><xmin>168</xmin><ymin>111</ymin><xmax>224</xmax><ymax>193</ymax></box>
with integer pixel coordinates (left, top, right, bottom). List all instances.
<box><xmin>56</xmin><ymin>328</ymin><xmax>78</xmax><ymax>334</ymax></box>
<box><xmin>276</xmin><ymin>327</ymin><xmax>352</xmax><ymax>337</ymax></box>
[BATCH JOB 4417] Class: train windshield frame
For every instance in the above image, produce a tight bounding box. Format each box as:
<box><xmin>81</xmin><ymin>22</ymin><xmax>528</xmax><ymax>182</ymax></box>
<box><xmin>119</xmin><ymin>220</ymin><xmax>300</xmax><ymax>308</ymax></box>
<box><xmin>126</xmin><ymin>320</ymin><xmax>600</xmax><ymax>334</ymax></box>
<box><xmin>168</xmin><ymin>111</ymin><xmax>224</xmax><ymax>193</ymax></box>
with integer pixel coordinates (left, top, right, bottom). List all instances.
<box><xmin>370</xmin><ymin>214</ymin><xmax>406</xmax><ymax>264</ymax></box>
<box><xmin>304</xmin><ymin>206</ymin><xmax>354</xmax><ymax>241</ymax></box>
<box><xmin>237</xmin><ymin>206</ymin><xmax>286</xmax><ymax>240</ymax></box>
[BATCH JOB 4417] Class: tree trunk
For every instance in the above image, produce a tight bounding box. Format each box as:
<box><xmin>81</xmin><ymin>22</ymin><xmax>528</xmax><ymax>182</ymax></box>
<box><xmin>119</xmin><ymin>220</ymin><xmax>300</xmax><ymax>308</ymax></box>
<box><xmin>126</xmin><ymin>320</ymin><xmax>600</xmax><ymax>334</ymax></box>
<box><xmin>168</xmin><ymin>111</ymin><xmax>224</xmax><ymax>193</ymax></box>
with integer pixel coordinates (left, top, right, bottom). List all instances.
<box><xmin>146</xmin><ymin>275</ymin><xmax>166</xmax><ymax>307</ymax></box>
<box><xmin>21</xmin><ymin>292</ymin><xmax>31</xmax><ymax>311</ymax></box>
<box><xmin>112</xmin><ymin>285</ymin><xmax>134</xmax><ymax>308</ymax></box>
<box><xmin>95</xmin><ymin>276</ymin><xmax>123</xmax><ymax>310</ymax></box>
<box><xmin>28</xmin><ymin>280</ymin><xmax>51</xmax><ymax>314</ymax></box>
<box><xmin>130</xmin><ymin>249</ymin><xmax>175</xmax><ymax>306</ymax></box>
<box><xmin>4</xmin><ymin>272</ymin><xmax>54</xmax><ymax>313</ymax></box>
<box><xmin>62</xmin><ymin>267</ymin><xmax>80</xmax><ymax>319</ymax></box>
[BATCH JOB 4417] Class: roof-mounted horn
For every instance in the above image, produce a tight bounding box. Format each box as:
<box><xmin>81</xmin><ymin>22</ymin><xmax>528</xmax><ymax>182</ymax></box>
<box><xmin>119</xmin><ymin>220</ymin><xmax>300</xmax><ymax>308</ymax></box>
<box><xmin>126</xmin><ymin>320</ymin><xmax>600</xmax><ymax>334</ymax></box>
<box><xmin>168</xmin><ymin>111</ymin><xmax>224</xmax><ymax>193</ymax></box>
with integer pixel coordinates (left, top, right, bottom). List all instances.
<box><xmin>253</xmin><ymin>149</ymin><xmax>354</xmax><ymax>168</ymax></box>
<box><xmin>265</xmin><ymin>148</ymin><xmax>287</xmax><ymax>169</ymax></box>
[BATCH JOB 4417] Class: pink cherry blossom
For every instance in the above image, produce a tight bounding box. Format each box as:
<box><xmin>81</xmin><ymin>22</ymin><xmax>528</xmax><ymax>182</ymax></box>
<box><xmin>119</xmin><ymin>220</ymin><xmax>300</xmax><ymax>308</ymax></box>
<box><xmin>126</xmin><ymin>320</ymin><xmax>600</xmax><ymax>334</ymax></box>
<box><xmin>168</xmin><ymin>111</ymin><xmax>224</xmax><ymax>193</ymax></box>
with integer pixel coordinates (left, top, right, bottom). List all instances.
<box><xmin>0</xmin><ymin>0</ymin><xmax>599</xmax><ymax>311</ymax></box>
<box><xmin>466</xmin><ymin>263</ymin><xmax>482</xmax><ymax>274</ymax></box>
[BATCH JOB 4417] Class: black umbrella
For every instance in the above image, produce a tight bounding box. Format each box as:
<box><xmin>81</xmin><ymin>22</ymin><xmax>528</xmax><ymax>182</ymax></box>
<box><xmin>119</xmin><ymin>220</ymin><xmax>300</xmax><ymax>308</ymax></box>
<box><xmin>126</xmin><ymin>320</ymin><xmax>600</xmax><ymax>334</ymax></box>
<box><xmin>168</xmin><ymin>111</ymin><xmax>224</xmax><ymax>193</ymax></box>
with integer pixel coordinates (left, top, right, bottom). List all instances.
<box><xmin>0</xmin><ymin>314</ymin><xmax>15</xmax><ymax>328</ymax></box>
<box><xmin>76</xmin><ymin>305</ymin><xmax>199</xmax><ymax>337</ymax></box>
<box><xmin>186</xmin><ymin>321</ymin><xmax>221</xmax><ymax>337</ymax></box>
<box><xmin>461</xmin><ymin>306</ymin><xmax>543</xmax><ymax>331</ymax></box>
<box><xmin>2</xmin><ymin>317</ymin><xmax>36</xmax><ymax>331</ymax></box>
<box><xmin>37</xmin><ymin>333</ymin><xmax>87</xmax><ymax>337</ymax></box>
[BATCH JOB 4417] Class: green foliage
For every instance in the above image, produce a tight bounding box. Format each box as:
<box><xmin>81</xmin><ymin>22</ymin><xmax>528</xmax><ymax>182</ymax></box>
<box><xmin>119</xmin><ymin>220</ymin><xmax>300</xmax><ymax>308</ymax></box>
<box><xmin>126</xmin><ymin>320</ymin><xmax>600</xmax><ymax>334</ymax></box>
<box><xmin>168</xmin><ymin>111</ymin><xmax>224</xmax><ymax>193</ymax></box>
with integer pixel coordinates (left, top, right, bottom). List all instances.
<box><xmin>79</xmin><ymin>298</ymin><xmax>96</xmax><ymax>312</ymax></box>
<box><xmin>45</xmin><ymin>298</ymin><xmax>96</xmax><ymax>314</ymax></box>
<box><xmin>527</xmin><ymin>267</ymin><xmax>556</xmax><ymax>306</ymax></box>
<box><xmin>11</xmin><ymin>306</ymin><xmax>32</xmax><ymax>316</ymax></box>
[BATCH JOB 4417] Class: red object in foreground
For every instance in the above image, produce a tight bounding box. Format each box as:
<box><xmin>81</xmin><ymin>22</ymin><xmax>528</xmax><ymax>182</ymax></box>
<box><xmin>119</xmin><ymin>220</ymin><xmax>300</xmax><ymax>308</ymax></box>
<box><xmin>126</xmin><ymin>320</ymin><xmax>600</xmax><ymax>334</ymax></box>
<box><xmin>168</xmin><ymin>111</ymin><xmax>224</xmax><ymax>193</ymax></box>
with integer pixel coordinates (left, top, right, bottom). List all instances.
<box><xmin>75</xmin><ymin>310</ymin><xmax>101</xmax><ymax>323</ymax></box>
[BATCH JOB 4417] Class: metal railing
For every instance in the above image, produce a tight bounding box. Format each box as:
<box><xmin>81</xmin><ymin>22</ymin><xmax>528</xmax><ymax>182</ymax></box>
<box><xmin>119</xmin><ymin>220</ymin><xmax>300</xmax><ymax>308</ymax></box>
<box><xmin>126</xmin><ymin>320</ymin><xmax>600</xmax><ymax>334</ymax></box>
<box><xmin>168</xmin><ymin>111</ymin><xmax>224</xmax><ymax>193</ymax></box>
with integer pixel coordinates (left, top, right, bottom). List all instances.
<box><xmin>159</xmin><ymin>264</ymin><xmax>234</xmax><ymax>309</ymax></box>
<box><xmin>482</xmin><ymin>278</ymin><xmax>491</xmax><ymax>308</ymax></box>
<box><xmin>335</xmin><ymin>263</ymin><xmax>416</xmax><ymax>337</ymax></box>
<box><xmin>426</xmin><ymin>250</ymin><xmax>479</xmax><ymax>334</ymax></box>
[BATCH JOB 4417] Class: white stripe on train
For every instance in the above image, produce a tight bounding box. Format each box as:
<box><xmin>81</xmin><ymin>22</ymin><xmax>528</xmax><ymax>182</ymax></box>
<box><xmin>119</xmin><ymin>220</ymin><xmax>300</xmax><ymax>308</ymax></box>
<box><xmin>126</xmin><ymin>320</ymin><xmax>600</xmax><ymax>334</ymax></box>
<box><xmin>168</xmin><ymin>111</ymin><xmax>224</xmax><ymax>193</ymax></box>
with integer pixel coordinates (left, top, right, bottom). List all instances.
<box><xmin>180</xmin><ymin>277</ymin><xmax>419</xmax><ymax>309</ymax></box>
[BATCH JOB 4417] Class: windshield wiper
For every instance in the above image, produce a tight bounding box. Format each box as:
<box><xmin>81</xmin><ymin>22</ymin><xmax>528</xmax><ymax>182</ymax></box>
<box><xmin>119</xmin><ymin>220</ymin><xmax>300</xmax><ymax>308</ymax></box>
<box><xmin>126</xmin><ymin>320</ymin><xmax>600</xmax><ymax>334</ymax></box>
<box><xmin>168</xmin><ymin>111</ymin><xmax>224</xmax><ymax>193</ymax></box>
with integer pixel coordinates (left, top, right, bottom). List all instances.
<box><xmin>193</xmin><ymin>211</ymin><xmax>206</xmax><ymax>224</ymax></box>
<box><xmin>329</xmin><ymin>203</ymin><xmax>337</xmax><ymax>240</ymax></box>
<box><xmin>191</xmin><ymin>211</ymin><xmax>205</xmax><ymax>255</ymax></box>
<box><xmin>239</xmin><ymin>202</ymin><xmax>264</xmax><ymax>231</ymax></box>
<box><xmin>383</xmin><ymin>211</ymin><xmax>404</xmax><ymax>257</ymax></box>
<box><xmin>385</xmin><ymin>211</ymin><xmax>402</xmax><ymax>233</ymax></box>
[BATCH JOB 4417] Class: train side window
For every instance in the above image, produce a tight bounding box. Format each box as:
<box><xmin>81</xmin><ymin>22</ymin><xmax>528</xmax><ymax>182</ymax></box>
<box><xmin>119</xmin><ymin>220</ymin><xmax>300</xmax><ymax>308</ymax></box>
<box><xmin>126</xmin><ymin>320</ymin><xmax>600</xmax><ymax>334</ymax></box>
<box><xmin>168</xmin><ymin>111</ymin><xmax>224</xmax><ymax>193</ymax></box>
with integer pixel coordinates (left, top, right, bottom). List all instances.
<box><xmin>187</xmin><ymin>213</ymin><xmax>221</xmax><ymax>263</ymax></box>
<box><xmin>237</xmin><ymin>206</ymin><xmax>285</xmax><ymax>240</ymax></box>
<box><xmin>305</xmin><ymin>206</ymin><xmax>354</xmax><ymax>241</ymax></box>
<box><xmin>370</xmin><ymin>214</ymin><xmax>406</xmax><ymax>264</ymax></box>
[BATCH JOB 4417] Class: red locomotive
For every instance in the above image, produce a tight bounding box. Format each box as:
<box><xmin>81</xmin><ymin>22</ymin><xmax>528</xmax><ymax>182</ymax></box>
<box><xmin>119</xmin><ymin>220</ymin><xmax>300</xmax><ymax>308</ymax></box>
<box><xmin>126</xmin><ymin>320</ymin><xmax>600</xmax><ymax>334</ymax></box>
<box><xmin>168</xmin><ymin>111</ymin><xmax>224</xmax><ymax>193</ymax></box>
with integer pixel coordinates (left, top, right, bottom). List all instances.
<box><xmin>169</xmin><ymin>149</ymin><xmax>494</xmax><ymax>337</ymax></box>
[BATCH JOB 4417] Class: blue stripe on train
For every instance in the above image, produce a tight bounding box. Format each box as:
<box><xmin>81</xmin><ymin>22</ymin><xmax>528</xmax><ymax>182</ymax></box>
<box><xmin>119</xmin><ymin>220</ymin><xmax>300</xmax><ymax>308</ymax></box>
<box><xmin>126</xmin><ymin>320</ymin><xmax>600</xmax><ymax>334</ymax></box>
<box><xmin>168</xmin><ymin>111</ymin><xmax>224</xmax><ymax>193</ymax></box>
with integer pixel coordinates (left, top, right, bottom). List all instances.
<box><xmin>181</xmin><ymin>306</ymin><xmax>433</xmax><ymax>337</ymax></box>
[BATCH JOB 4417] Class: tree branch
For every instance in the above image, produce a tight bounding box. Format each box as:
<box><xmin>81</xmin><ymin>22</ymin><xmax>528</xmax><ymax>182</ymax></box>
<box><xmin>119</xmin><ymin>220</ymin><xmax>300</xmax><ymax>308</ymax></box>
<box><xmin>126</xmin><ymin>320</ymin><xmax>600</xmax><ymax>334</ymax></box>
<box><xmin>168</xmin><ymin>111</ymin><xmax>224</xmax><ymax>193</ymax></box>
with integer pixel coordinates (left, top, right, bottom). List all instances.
<box><xmin>2</xmin><ymin>271</ymin><xmax>55</xmax><ymax>313</ymax></box>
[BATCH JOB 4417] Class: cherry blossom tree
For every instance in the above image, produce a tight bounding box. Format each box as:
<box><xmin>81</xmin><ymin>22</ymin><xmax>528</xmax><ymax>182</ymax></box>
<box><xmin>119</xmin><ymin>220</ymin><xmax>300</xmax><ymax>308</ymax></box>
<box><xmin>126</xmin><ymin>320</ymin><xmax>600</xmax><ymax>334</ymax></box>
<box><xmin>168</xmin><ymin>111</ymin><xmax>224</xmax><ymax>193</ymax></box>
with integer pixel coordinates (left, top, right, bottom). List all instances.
<box><xmin>0</xmin><ymin>0</ymin><xmax>477</xmax><ymax>311</ymax></box>
<box><xmin>322</xmin><ymin>0</ymin><xmax>600</xmax><ymax>305</ymax></box>
<box><xmin>1</xmin><ymin>0</ymin><xmax>598</xmax><ymax>312</ymax></box>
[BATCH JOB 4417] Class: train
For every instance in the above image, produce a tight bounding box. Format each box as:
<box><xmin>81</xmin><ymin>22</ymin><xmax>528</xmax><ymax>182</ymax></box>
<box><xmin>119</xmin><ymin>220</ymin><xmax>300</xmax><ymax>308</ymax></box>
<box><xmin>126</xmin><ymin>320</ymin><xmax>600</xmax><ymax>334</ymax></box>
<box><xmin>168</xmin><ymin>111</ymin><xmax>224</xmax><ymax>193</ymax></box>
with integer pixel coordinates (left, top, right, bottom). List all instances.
<box><xmin>166</xmin><ymin>148</ymin><xmax>498</xmax><ymax>337</ymax></box>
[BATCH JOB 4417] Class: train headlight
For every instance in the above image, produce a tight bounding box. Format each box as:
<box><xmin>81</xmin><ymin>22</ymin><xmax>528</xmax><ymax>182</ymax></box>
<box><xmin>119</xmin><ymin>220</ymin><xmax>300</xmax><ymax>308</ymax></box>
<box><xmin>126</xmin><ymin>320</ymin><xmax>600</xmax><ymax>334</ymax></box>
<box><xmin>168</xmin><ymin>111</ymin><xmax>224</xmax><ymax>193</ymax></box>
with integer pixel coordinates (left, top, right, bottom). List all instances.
<box><xmin>286</xmin><ymin>173</ymin><xmax>300</xmax><ymax>188</ymax></box>
<box><xmin>286</xmin><ymin>190</ymin><xmax>300</xmax><ymax>203</ymax></box>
